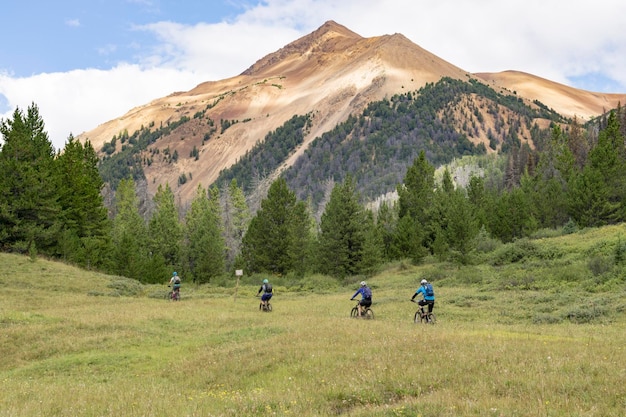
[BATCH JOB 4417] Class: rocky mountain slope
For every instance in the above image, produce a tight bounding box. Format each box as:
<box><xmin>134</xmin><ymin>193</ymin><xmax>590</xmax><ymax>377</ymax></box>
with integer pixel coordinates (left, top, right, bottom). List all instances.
<box><xmin>78</xmin><ymin>21</ymin><xmax>626</xmax><ymax>206</ymax></box>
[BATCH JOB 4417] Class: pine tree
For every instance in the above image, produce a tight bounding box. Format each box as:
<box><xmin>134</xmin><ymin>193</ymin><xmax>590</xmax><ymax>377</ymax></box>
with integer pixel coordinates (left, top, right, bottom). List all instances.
<box><xmin>241</xmin><ymin>178</ymin><xmax>304</xmax><ymax>275</ymax></box>
<box><xmin>55</xmin><ymin>136</ymin><xmax>111</xmax><ymax>268</ymax></box>
<box><xmin>182</xmin><ymin>185</ymin><xmax>225</xmax><ymax>283</ymax></box>
<box><xmin>111</xmin><ymin>178</ymin><xmax>149</xmax><ymax>280</ymax></box>
<box><xmin>220</xmin><ymin>179</ymin><xmax>250</xmax><ymax>269</ymax></box>
<box><xmin>395</xmin><ymin>151</ymin><xmax>434</xmax><ymax>261</ymax></box>
<box><xmin>287</xmin><ymin>200</ymin><xmax>315</xmax><ymax>277</ymax></box>
<box><xmin>0</xmin><ymin>103</ymin><xmax>61</xmax><ymax>255</ymax></box>
<box><xmin>317</xmin><ymin>175</ymin><xmax>369</xmax><ymax>278</ymax></box>
<box><xmin>375</xmin><ymin>200</ymin><xmax>398</xmax><ymax>261</ymax></box>
<box><xmin>147</xmin><ymin>183</ymin><xmax>183</xmax><ymax>280</ymax></box>
<box><xmin>443</xmin><ymin>188</ymin><xmax>479</xmax><ymax>263</ymax></box>
<box><xmin>568</xmin><ymin>111</ymin><xmax>626</xmax><ymax>226</ymax></box>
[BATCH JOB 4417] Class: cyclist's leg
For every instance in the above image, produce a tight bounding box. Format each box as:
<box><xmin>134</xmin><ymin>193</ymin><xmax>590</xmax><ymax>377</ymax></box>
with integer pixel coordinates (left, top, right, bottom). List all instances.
<box><xmin>359</xmin><ymin>299</ymin><xmax>370</xmax><ymax>316</ymax></box>
<box><xmin>362</xmin><ymin>299</ymin><xmax>372</xmax><ymax>316</ymax></box>
<box><xmin>261</xmin><ymin>293</ymin><xmax>271</xmax><ymax>308</ymax></box>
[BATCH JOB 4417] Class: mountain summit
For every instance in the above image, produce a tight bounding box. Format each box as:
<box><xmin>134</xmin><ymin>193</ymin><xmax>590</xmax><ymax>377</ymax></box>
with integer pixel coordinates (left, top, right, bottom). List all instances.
<box><xmin>79</xmin><ymin>21</ymin><xmax>626</xmax><ymax>206</ymax></box>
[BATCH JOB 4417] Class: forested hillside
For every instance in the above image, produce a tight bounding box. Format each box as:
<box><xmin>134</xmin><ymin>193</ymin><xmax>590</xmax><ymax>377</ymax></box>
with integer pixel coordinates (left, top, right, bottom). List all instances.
<box><xmin>284</xmin><ymin>77</ymin><xmax>563</xmax><ymax>208</ymax></box>
<box><xmin>2</xmin><ymin>94</ymin><xmax>626</xmax><ymax>284</ymax></box>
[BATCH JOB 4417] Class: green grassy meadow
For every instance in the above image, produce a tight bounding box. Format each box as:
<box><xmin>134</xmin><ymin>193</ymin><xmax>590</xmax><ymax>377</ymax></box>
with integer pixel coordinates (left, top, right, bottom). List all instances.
<box><xmin>2</xmin><ymin>225</ymin><xmax>626</xmax><ymax>416</ymax></box>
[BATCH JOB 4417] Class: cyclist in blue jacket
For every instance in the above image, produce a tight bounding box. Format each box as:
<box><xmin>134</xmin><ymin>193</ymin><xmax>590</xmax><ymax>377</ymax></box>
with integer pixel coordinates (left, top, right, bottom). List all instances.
<box><xmin>350</xmin><ymin>281</ymin><xmax>372</xmax><ymax>316</ymax></box>
<box><xmin>411</xmin><ymin>279</ymin><xmax>435</xmax><ymax>314</ymax></box>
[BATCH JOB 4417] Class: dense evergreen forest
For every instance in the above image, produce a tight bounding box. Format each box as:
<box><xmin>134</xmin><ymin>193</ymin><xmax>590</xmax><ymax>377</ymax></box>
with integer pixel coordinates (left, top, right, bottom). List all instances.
<box><xmin>2</xmin><ymin>85</ymin><xmax>626</xmax><ymax>282</ymax></box>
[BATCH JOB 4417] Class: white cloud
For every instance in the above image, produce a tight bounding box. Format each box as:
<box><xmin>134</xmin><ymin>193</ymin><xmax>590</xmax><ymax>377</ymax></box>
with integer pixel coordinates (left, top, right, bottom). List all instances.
<box><xmin>0</xmin><ymin>66</ymin><xmax>204</xmax><ymax>150</ymax></box>
<box><xmin>2</xmin><ymin>0</ymin><xmax>626</xmax><ymax>151</ymax></box>
<box><xmin>65</xmin><ymin>18</ymin><xmax>80</xmax><ymax>27</ymax></box>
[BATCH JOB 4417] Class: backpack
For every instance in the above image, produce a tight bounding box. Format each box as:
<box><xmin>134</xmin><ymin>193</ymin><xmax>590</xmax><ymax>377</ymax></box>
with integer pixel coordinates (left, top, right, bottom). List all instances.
<box><xmin>174</xmin><ymin>276</ymin><xmax>181</xmax><ymax>284</ymax></box>
<box><xmin>425</xmin><ymin>283</ymin><xmax>434</xmax><ymax>297</ymax></box>
<box><xmin>362</xmin><ymin>286</ymin><xmax>372</xmax><ymax>299</ymax></box>
<box><xmin>264</xmin><ymin>283</ymin><xmax>273</xmax><ymax>293</ymax></box>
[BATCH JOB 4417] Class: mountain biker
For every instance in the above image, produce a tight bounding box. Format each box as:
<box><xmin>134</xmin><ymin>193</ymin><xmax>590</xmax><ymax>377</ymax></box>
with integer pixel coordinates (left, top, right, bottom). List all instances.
<box><xmin>169</xmin><ymin>272</ymin><xmax>181</xmax><ymax>300</ymax></box>
<box><xmin>350</xmin><ymin>281</ymin><xmax>372</xmax><ymax>316</ymax></box>
<box><xmin>411</xmin><ymin>279</ymin><xmax>435</xmax><ymax>317</ymax></box>
<box><xmin>257</xmin><ymin>278</ymin><xmax>273</xmax><ymax>309</ymax></box>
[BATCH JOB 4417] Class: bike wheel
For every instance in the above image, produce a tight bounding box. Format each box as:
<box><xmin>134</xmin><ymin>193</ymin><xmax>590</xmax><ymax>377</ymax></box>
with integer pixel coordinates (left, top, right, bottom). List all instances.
<box><xmin>350</xmin><ymin>307</ymin><xmax>359</xmax><ymax>318</ymax></box>
<box><xmin>363</xmin><ymin>308</ymin><xmax>374</xmax><ymax>320</ymax></box>
<box><xmin>427</xmin><ymin>313</ymin><xmax>436</xmax><ymax>324</ymax></box>
<box><xmin>266</xmin><ymin>303</ymin><xmax>272</xmax><ymax>312</ymax></box>
<box><xmin>414</xmin><ymin>311</ymin><xmax>421</xmax><ymax>323</ymax></box>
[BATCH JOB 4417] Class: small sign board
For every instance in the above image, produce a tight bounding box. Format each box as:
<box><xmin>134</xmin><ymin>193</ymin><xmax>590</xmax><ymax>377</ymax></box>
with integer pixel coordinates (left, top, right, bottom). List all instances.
<box><xmin>234</xmin><ymin>270</ymin><xmax>243</xmax><ymax>301</ymax></box>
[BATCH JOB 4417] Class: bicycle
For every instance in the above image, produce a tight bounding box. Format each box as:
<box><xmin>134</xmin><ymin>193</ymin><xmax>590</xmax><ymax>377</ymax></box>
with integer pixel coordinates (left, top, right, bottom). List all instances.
<box><xmin>259</xmin><ymin>298</ymin><xmax>272</xmax><ymax>312</ymax></box>
<box><xmin>411</xmin><ymin>300</ymin><xmax>435</xmax><ymax>324</ymax></box>
<box><xmin>168</xmin><ymin>286</ymin><xmax>180</xmax><ymax>301</ymax></box>
<box><xmin>350</xmin><ymin>300</ymin><xmax>374</xmax><ymax>319</ymax></box>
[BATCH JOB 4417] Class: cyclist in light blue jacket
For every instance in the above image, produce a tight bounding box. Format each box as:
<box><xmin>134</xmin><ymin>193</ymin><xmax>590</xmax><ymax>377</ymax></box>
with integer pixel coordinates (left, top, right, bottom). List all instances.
<box><xmin>411</xmin><ymin>279</ymin><xmax>435</xmax><ymax>314</ymax></box>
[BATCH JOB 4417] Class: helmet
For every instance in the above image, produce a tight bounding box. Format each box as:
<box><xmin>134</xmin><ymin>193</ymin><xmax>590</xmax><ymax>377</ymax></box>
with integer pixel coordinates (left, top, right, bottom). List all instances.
<box><xmin>173</xmin><ymin>272</ymin><xmax>178</xmax><ymax>276</ymax></box>
<box><xmin>420</xmin><ymin>279</ymin><xmax>428</xmax><ymax>285</ymax></box>
<box><xmin>360</xmin><ymin>281</ymin><xmax>367</xmax><ymax>287</ymax></box>
<box><xmin>263</xmin><ymin>279</ymin><xmax>269</xmax><ymax>284</ymax></box>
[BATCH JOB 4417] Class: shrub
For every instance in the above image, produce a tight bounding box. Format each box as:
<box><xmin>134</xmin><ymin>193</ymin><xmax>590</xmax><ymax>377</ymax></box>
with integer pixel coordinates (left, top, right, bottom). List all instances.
<box><xmin>106</xmin><ymin>278</ymin><xmax>144</xmax><ymax>296</ymax></box>
<box><xmin>565</xmin><ymin>304</ymin><xmax>608</xmax><ymax>323</ymax></box>
<box><xmin>532</xmin><ymin>314</ymin><xmax>562</xmax><ymax>324</ymax></box>
<box><xmin>562</xmin><ymin>218</ymin><xmax>578</xmax><ymax>235</ymax></box>
<box><xmin>588</xmin><ymin>255</ymin><xmax>612</xmax><ymax>276</ymax></box>
<box><xmin>489</xmin><ymin>238</ymin><xmax>538</xmax><ymax>265</ymax></box>
<box><xmin>474</xmin><ymin>226</ymin><xmax>500</xmax><ymax>253</ymax></box>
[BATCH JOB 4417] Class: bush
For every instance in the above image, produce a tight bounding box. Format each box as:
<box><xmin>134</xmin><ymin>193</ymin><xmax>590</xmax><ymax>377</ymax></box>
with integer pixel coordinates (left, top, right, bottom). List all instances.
<box><xmin>588</xmin><ymin>255</ymin><xmax>612</xmax><ymax>276</ymax></box>
<box><xmin>562</xmin><ymin>218</ymin><xmax>578</xmax><ymax>235</ymax></box>
<box><xmin>489</xmin><ymin>238</ymin><xmax>538</xmax><ymax>266</ymax></box>
<box><xmin>106</xmin><ymin>278</ymin><xmax>144</xmax><ymax>296</ymax></box>
<box><xmin>474</xmin><ymin>226</ymin><xmax>500</xmax><ymax>253</ymax></box>
<box><xmin>565</xmin><ymin>304</ymin><xmax>608</xmax><ymax>323</ymax></box>
<box><xmin>532</xmin><ymin>314</ymin><xmax>562</xmax><ymax>324</ymax></box>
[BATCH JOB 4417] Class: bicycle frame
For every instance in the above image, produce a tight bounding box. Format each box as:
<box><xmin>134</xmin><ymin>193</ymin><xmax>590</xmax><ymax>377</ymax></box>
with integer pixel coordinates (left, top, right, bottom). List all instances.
<box><xmin>351</xmin><ymin>300</ymin><xmax>374</xmax><ymax>319</ymax></box>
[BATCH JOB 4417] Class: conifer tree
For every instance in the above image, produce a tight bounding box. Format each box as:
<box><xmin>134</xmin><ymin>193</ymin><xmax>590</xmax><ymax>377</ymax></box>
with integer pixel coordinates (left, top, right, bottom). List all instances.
<box><xmin>56</xmin><ymin>136</ymin><xmax>111</xmax><ymax>268</ymax></box>
<box><xmin>0</xmin><ymin>103</ymin><xmax>61</xmax><ymax>255</ymax></box>
<box><xmin>375</xmin><ymin>200</ymin><xmax>398</xmax><ymax>261</ymax></box>
<box><xmin>111</xmin><ymin>178</ymin><xmax>148</xmax><ymax>280</ymax></box>
<box><xmin>317</xmin><ymin>175</ymin><xmax>369</xmax><ymax>278</ymax></box>
<box><xmin>287</xmin><ymin>200</ymin><xmax>315</xmax><ymax>277</ymax></box>
<box><xmin>394</xmin><ymin>150</ymin><xmax>434</xmax><ymax>262</ymax></box>
<box><xmin>241</xmin><ymin>178</ymin><xmax>306</xmax><ymax>275</ymax></box>
<box><xmin>568</xmin><ymin>111</ymin><xmax>626</xmax><ymax>226</ymax></box>
<box><xmin>220</xmin><ymin>179</ymin><xmax>250</xmax><ymax>269</ymax></box>
<box><xmin>147</xmin><ymin>183</ymin><xmax>183</xmax><ymax>279</ymax></box>
<box><xmin>182</xmin><ymin>185</ymin><xmax>225</xmax><ymax>283</ymax></box>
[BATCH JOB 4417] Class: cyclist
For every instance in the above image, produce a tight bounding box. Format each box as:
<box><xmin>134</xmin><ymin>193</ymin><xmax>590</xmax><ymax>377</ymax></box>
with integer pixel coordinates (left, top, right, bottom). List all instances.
<box><xmin>411</xmin><ymin>279</ymin><xmax>435</xmax><ymax>319</ymax></box>
<box><xmin>169</xmin><ymin>271</ymin><xmax>181</xmax><ymax>300</ymax></box>
<box><xmin>350</xmin><ymin>281</ymin><xmax>372</xmax><ymax>317</ymax></box>
<box><xmin>256</xmin><ymin>278</ymin><xmax>273</xmax><ymax>309</ymax></box>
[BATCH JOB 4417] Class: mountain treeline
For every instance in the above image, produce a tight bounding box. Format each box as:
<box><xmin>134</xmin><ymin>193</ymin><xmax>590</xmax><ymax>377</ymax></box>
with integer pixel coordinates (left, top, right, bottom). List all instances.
<box><xmin>282</xmin><ymin>77</ymin><xmax>565</xmax><ymax>210</ymax></box>
<box><xmin>2</xmin><ymin>94</ymin><xmax>626</xmax><ymax>283</ymax></box>
<box><xmin>215</xmin><ymin>114</ymin><xmax>312</xmax><ymax>193</ymax></box>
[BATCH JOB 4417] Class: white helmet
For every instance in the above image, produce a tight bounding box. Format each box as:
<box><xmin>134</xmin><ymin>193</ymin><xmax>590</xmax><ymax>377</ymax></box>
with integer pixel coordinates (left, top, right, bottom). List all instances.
<box><xmin>420</xmin><ymin>279</ymin><xmax>428</xmax><ymax>285</ymax></box>
<box><xmin>360</xmin><ymin>281</ymin><xmax>367</xmax><ymax>287</ymax></box>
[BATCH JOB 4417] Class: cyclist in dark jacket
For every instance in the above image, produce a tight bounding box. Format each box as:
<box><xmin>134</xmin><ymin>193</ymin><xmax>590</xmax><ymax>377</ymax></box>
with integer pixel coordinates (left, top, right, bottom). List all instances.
<box><xmin>350</xmin><ymin>281</ymin><xmax>372</xmax><ymax>316</ymax></box>
<box><xmin>257</xmin><ymin>278</ymin><xmax>273</xmax><ymax>309</ymax></box>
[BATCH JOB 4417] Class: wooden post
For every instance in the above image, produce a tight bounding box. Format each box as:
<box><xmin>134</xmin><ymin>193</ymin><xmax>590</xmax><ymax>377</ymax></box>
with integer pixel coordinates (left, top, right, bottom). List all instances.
<box><xmin>234</xmin><ymin>269</ymin><xmax>243</xmax><ymax>301</ymax></box>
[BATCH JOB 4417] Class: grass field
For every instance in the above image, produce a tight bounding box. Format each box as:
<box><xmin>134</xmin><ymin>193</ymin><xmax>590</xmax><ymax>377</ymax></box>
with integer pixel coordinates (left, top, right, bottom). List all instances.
<box><xmin>2</xmin><ymin>225</ymin><xmax>626</xmax><ymax>416</ymax></box>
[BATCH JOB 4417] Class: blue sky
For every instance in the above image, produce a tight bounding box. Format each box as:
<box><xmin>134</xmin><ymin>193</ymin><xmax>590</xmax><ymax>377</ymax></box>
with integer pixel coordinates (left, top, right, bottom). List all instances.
<box><xmin>2</xmin><ymin>0</ymin><xmax>626</xmax><ymax>150</ymax></box>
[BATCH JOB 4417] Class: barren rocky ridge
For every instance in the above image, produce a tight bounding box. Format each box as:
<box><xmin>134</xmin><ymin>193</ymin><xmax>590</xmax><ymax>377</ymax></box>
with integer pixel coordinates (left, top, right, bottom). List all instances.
<box><xmin>78</xmin><ymin>21</ymin><xmax>626</xmax><ymax>204</ymax></box>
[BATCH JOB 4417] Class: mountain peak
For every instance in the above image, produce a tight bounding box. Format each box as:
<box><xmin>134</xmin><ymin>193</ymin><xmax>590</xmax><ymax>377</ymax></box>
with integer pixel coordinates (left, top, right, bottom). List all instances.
<box><xmin>241</xmin><ymin>21</ymin><xmax>362</xmax><ymax>76</ymax></box>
